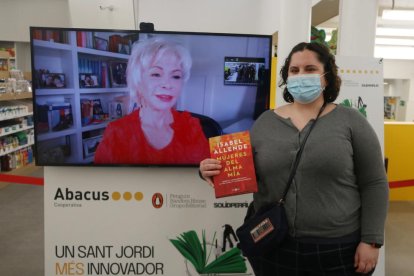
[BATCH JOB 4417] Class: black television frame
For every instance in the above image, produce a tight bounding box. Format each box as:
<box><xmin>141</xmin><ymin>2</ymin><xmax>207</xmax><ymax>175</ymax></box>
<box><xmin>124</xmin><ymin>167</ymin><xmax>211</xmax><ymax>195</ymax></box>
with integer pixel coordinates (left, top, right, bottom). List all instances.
<box><xmin>30</xmin><ymin>27</ymin><xmax>273</xmax><ymax>167</ymax></box>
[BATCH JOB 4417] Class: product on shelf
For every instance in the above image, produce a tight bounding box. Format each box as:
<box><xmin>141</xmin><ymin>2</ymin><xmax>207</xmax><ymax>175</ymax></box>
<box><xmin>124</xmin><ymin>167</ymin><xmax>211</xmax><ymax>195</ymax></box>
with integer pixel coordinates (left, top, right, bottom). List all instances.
<box><xmin>35</xmin><ymin>102</ymin><xmax>73</xmax><ymax>133</ymax></box>
<box><xmin>0</xmin><ymin>147</ymin><xmax>33</xmax><ymax>171</ymax></box>
<box><xmin>32</xmin><ymin>29</ymin><xmax>69</xmax><ymax>44</ymax></box>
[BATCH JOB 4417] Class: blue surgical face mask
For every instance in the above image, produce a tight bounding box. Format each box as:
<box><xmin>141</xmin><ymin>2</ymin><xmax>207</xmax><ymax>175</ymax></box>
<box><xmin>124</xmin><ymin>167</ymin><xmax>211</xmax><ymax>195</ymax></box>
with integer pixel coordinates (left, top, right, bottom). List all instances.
<box><xmin>287</xmin><ymin>74</ymin><xmax>325</xmax><ymax>104</ymax></box>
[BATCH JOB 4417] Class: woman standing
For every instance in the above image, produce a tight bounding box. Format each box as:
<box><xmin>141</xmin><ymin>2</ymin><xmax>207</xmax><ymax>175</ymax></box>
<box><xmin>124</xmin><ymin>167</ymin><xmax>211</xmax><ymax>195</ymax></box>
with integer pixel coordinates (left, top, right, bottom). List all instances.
<box><xmin>199</xmin><ymin>42</ymin><xmax>388</xmax><ymax>275</ymax></box>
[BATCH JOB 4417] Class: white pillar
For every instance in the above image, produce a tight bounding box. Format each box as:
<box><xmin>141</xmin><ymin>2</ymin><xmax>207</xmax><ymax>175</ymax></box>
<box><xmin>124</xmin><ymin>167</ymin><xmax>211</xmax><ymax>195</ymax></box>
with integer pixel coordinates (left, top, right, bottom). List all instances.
<box><xmin>338</xmin><ymin>2</ymin><xmax>385</xmax><ymax>276</ymax></box>
<box><xmin>276</xmin><ymin>0</ymin><xmax>312</xmax><ymax>107</ymax></box>
<box><xmin>337</xmin><ymin>0</ymin><xmax>378</xmax><ymax>57</ymax></box>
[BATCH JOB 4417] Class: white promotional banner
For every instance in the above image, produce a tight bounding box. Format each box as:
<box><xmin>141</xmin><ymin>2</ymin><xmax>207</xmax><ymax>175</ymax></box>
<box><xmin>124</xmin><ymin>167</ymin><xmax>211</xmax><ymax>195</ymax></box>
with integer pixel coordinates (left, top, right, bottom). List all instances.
<box><xmin>44</xmin><ymin>166</ymin><xmax>254</xmax><ymax>275</ymax></box>
<box><xmin>335</xmin><ymin>56</ymin><xmax>385</xmax><ymax>276</ymax></box>
<box><xmin>335</xmin><ymin>56</ymin><xmax>384</xmax><ymax>151</ymax></box>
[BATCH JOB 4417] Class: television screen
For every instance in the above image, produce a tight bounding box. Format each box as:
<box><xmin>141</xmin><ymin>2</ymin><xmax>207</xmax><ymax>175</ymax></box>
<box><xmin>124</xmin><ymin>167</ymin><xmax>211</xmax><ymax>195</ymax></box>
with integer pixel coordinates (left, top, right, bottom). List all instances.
<box><xmin>30</xmin><ymin>27</ymin><xmax>273</xmax><ymax>166</ymax></box>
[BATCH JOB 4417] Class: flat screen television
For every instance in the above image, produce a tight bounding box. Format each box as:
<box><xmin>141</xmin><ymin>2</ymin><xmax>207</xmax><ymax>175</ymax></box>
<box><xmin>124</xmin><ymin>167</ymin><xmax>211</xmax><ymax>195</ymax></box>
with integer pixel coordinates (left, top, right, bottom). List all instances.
<box><xmin>30</xmin><ymin>27</ymin><xmax>273</xmax><ymax>166</ymax></box>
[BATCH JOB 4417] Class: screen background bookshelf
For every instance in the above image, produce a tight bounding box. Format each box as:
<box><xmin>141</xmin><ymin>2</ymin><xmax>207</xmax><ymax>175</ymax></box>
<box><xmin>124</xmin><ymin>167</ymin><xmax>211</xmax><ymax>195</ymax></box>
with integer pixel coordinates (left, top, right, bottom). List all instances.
<box><xmin>32</xmin><ymin>30</ymin><xmax>135</xmax><ymax>164</ymax></box>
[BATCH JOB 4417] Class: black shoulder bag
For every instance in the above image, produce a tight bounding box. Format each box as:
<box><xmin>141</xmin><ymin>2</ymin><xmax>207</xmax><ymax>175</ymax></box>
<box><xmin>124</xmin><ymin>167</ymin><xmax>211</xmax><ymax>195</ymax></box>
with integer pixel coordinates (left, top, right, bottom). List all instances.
<box><xmin>236</xmin><ymin>103</ymin><xmax>326</xmax><ymax>257</ymax></box>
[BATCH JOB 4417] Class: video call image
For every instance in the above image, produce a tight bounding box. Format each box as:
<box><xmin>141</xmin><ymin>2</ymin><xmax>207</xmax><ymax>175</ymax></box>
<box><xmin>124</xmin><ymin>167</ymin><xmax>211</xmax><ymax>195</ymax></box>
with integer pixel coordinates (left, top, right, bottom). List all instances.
<box><xmin>224</xmin><ymin>57</ymin><xmax>266</xmax><ymax>86</ymax></box>
<box><xmin>31</xmin><ymin>28</ymin><xmax>272</xmax><ymax>166</ymax></box>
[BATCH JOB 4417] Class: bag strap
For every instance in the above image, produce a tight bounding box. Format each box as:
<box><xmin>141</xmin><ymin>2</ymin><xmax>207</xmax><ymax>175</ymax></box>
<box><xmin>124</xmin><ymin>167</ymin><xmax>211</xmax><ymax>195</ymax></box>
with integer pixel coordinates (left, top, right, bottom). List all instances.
<box><xmin>279</xmin><ymin>102</ymin><xmax>327</xmax><ymax>205</ymax></box>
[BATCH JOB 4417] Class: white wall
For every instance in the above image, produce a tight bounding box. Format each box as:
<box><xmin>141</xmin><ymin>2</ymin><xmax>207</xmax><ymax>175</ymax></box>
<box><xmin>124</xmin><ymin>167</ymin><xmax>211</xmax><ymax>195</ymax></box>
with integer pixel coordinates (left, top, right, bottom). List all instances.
<box><xmin>136</xmin><ymin>0</ymin><xmax>279</xmax><ymax>35</ymax></box>
<box><xmin>0</xmin><ymin>0</ymin><xmax>281</xmax><ymax>41</ymax></box>
<box><xmin>0</xmin><ymin>0</ymin><xmax>70</xmax><ymax>42</ymax></box>
<box><xmin>68</xmin><ymin>0</ymin><xmax>135</xmax><ymax>29</ymax></box>
<box><xmin>383</xmin><ymin>59</ymin><xmax>414</xmax><ymax>121</ymax></box>
<box><xmin>0</xmin><ymin>0</ymin><xmax>281</xmax><ymax>80</ymax></box>
<box><xmin>256</xmin><ymin>0</ymin><xmax>280</xmax><ymax>36</ymax></box>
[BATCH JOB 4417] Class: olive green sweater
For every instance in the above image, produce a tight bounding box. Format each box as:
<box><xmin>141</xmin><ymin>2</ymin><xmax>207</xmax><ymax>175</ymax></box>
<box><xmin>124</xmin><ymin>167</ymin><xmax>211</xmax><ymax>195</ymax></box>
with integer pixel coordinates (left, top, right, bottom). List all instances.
<box><xmin>251</xmin><ymin>105</ymin><xmax>389</xmax><ymax>245</ymax></box>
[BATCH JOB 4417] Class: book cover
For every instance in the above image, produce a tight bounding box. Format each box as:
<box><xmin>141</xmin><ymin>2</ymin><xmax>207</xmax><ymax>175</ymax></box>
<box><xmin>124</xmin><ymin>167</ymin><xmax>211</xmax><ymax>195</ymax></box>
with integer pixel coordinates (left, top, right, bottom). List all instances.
<box><xmin>109</xmin><ymin>35</ymin><xmax>122</xmax><ymax>53</ymax></box>
<box><xmin>209</xmin><ymin>130</ymin><xmax>257</xmax><ymax>198</ymax></box>
<box><xmin>47</xmin><ymin>102</ymin><xmax>73</xmax><ymax>132</ymax></box>
<box><xmin>108</xmin><ymin>101</ymin><xmax>124</xmax><ymax>120</ymax></box>
<box><xmin>76</xmin><ymin>31</ymin><xmax>83</xmax><ymax>47</ymax></box>
<box><xmin>80</xmin><ymin>99</ymin><xmax>93</xmax><ymax>125</ymax></box>
<box><xmin>35</xmin><ymin>104</ymin><xmax>50</xmax><ymax>133</ymax></box>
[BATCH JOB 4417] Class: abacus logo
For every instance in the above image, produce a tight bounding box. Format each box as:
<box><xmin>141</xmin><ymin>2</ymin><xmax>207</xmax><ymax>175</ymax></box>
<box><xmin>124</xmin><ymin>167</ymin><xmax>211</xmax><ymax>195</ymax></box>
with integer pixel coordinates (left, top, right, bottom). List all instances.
<box><xmin>112</xmin><ymin>191</ymin><xmax>144</xmax><ymax>202</ymax></box>
<box><xmin>152</xmin><ymin>193</ymin><xmax>164</xmax><ymax>209</ymax></box>
<box><xmin>53</xmin><ymin>188</ymin><xmax>144</xmax><ymax>202</ymax></box>
<box><xmin>54</xmin><ymin>188</ymin><xmax>110</xmax><ymax>201</ymax></box>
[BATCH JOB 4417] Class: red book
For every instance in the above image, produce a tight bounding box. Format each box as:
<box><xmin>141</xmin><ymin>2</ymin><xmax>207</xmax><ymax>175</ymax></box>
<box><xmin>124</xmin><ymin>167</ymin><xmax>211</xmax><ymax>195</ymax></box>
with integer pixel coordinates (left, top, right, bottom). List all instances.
<box><xmin>44</xmin><ymin>30</ymin><xmax>54</xmax><ymax>42</ymax></box>
<box><xmin>76</xmin><ymin>31</ymin><xmax>83</xmax><ymax>47</ymax></box>
<box><xmin>109</xmin><ymin>35</ymin><xmax>122</xmax><ymax>52</ymax></box>
<box><xmin>53</xmin><ymin>31</ymin><xmax>61</xmax><ymax>43</ymax></box>
<box><xmin>209</xmin><ymin>131</ymin><xmax>258</xmax><ymax>198</ymax></box>
<box><xmin>82</xmin><ymin>32</ymin><xmax>87</xmax><ymax>48</ymax></box>
<box><xmin>33</xmin><ymin>30</ymin><xmax>43</xmax><ymax>40</ymax></box>
<box><xmin>101</xmin><ymin>62</ymin><xmax>107</xmax><ymax>88</ymax></box>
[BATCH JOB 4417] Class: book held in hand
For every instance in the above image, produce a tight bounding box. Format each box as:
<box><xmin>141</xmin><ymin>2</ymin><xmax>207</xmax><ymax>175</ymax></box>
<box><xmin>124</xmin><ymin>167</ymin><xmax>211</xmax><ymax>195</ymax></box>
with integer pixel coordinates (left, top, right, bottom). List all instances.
<box><xmin>209</xmin><ymin>131</ymin><xmax>257</xmax><ymax>198</ymax></box>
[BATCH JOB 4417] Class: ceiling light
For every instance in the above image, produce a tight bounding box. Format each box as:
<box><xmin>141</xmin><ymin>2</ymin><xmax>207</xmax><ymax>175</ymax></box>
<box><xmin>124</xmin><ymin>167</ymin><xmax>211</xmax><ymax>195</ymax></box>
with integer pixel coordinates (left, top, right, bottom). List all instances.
<box><xmin>375</xmin><ymin>45</ymin><xmax>414</xmax><ymax>60</ymax></box>
<box><xmin>376</xmin><ymin>37</ymin><xmax>414</xmax><ymax>46</ymax></box>
<box><xmin>376</xmin><ymin>27</ymin><xmax>414</xmax><ymax>37</ymax></box>
<box><xmin>382</xmin><ymin>9</ymin><xmax>414</xmax><ymax>21</ymax></box>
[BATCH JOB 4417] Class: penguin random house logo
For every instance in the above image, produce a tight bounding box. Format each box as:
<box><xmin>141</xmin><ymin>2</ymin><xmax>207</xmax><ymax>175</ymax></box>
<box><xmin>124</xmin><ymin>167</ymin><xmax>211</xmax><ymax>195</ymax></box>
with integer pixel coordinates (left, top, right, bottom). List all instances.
<box><xmin>150</xmin><ymin>193</ymin><xmax>207</xmax><ymax>209</ymax></box>
<box><xmin>152</xmin><ymin>193</ymin><xmax>164</xmax><ymax>209</ymax></box>
<box><xmin>52</xmin><ymin>187</ymin><xmax>144</xmax><ymax>208</ymax></box>
<box><xmin>167</xmin><ymin>193</ymin><xmax>207</xmax><ymax>209</ymax></box>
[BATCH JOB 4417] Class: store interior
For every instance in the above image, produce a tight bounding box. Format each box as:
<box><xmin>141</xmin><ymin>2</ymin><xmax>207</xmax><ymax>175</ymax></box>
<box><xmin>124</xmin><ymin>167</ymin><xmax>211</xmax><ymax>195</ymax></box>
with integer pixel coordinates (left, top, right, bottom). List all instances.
<box><xmin>1</xmin><ymin>0</ymin><xmax>414</xmax><ymax>275</ymax></box>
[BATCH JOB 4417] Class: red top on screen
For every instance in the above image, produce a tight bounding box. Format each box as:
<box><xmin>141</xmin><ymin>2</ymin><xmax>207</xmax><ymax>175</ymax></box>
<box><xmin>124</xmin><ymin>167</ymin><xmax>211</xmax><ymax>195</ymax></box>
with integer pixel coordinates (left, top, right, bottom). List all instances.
<box><xmin>94</xmin><ymin>109</ymin><xmax>210</xmax><ymax>165</ymax></box>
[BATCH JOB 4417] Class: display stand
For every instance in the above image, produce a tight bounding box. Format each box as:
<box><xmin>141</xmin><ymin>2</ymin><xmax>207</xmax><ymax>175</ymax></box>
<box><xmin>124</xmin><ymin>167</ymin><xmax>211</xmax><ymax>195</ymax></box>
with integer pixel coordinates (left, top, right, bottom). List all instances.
<box><xmin>44</xmin><ymin>166</ymin><xmax>253</xmax><ymax>275</ymax></box>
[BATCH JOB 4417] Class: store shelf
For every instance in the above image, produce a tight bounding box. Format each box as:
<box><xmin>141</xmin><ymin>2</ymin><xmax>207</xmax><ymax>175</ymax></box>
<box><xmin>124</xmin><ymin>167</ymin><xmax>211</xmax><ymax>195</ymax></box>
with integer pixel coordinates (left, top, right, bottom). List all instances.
<box><xmin>79</xmin><ymin>88</ymin><xmax>127</xmax><ymax>94</ymax></box>
<box><xmin>0</xmin><ymin>112</ymin><xmax>33</xmax><ymax>121</ymax></box>
<box><xmin>0</xmin><ymin>125</ymin><xmax>33</xmax><ymax>138</ymax></box>
<box><xmin>33</xmin><ymin>39</ymin><xmax>72</xmax><ymax>51</ymax></box>
<box><xmin>37</xmin><ymin>128</ymin><xmax>77</xmax><ymax>141</ymax></box>
<box><xmin>0</xmin><ymin>142</ymin><xmax>34</xmax><ymax>157</ymax></box>
<box><xmin>0</xmin><ymin>92</ymin><xmax>32</xmax><ymax>101</ymax></box>
<box><xmin>0</xmin><ymin>46</ymin><xmax>34</xmax><ymax>172</ymax></box>
<box><xmin>34</xmin><ymin>89</ymin><xmax>75</xmax><ymax>96</ymax></box>
<box><xmin>77</xmin><ymin>46</ymin><xmax>129</xmax><ymax>59</ymax></box>
<box><xmin>81</xmin><ymin>122</ymin><xmax>111</xmax><ymax>132</ymax></box>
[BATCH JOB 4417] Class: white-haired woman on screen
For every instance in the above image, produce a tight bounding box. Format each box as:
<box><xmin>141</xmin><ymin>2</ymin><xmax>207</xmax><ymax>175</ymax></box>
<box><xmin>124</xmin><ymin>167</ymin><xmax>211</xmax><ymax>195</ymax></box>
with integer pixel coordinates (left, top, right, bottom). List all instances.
<box><xmin>95</xmin><ymin>37</ymin><xmax>209</xmax><ymax>164</ymax></box>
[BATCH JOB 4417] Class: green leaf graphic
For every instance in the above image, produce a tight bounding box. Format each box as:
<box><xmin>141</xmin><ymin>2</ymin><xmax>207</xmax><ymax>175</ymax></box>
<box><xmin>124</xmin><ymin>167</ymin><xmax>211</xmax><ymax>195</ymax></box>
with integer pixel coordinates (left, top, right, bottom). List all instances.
<box><xmin>169</xmin><ymin>230</ymin><xmax>247</xmax><ymax>274</ymax></box>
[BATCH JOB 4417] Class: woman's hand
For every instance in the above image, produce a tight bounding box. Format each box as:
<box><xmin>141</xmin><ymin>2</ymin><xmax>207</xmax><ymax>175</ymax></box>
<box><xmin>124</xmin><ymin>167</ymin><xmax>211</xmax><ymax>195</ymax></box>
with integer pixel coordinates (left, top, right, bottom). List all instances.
<box><xmin>199</xmin><ymin>158</ymin><xmax>222</xmax><ymax>187</ymax></box>
<box><xmin>354</xmin><ymin>242</ymin><xmax>379</xmax><ymax>274</ymax></box>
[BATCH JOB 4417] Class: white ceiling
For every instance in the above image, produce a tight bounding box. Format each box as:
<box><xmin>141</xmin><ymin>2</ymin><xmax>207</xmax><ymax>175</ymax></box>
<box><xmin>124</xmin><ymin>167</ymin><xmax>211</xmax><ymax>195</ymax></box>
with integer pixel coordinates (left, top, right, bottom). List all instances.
<box><xmin>314</xmin><ymin>0</ymin><xmax>414</xmax><ymax>24</ymax></box>
<box><xmin>378</xmin><ymin>0</ymin><xmax>414</xmax><ymax>10</ymax></box>
<box><xmin>315</xmin><ymin>0</ymin><xmax>414</xmax><ymax>59</ymax></box>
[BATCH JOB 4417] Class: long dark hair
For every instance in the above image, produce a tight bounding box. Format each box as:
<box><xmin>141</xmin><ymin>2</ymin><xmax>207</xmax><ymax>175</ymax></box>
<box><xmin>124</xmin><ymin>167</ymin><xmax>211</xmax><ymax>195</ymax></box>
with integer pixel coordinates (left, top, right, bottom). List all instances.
<box><xmin>279</xmin><ymin>42</ymin><xmax>341</xmax><ymax>103</ymax></box>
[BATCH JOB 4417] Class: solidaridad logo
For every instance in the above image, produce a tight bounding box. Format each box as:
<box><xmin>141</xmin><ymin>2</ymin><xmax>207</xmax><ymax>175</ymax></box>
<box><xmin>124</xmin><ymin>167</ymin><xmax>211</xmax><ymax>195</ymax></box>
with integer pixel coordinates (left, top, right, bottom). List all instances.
<box><xmin>54</xmin><ymin>187</ymin><xmax>144</xmax><ymax>202</ymax></box>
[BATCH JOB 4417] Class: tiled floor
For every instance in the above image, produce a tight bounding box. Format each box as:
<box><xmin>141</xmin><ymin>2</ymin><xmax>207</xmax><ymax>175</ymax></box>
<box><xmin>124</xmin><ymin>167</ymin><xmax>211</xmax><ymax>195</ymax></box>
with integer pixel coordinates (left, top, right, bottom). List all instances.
<box><xmin>385</xmin><ymin>201</ymin><xmax>414</xmax><ymax>276</ymax></box>
<box><xmin>0</xmin><ymin>165</ymin><xmax>413</xmax><ymax>275</ymax></box>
